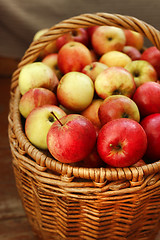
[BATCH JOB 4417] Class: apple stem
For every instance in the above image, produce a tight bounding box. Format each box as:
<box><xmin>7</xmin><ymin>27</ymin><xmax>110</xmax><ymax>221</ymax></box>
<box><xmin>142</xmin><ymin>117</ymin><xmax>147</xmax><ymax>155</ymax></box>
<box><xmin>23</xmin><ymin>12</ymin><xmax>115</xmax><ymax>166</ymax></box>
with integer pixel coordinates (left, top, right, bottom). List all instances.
<box><xmin>50</xmin><ymin>111</ymin><xmax>63</xmax><ymax>126</ymax></box>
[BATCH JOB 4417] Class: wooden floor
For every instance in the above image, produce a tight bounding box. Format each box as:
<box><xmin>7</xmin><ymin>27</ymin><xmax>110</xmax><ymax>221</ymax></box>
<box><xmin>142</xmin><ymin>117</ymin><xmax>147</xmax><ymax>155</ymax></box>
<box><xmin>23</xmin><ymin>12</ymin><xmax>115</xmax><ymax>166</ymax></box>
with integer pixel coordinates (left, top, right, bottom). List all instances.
<box><xmin>0</xmin><ymin>57</ymin><xmax>35</xmax><ymax>240</ymax></box>
<box><xmin>1</xmin><ymin>57</ymin><xmax>160</xmax><ymax>240</ymax></box>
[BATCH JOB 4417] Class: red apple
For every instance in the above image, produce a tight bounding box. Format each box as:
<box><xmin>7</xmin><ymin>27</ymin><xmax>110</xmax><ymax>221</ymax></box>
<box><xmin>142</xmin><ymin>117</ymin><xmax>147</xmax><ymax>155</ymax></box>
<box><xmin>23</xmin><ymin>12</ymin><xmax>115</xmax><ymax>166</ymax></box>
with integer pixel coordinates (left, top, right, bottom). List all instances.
<box><xmin>97</xmin><ymin>118</ymin><xmax>147</xmax><ymax>167</ymax></box>
<box><xmin>98</xmin><ymin>95</ymin><xmax>140</xmax><ymax>126</ymax></box>
<box><xmin>91</xmin><ymin>26</ymin><xmax>126</xmax><ymax>55</ymax></box>
<box><xmin>81</xmin><ymin>146</ymin><xmax>105</xmax><ymax>168</ymax></box>
<box><xmin>95</xmin><ymin>66</ymin><xmax>136</xmax><ymax>99</ymax></box>
<box><xmin>19</xmin><ymin>87</ymin><xmax>58</xmax><ymax>118</ymax></box>
<box><xmin>42</xmin><ymin>53</ymin><xmax>62</xmax><ymax>79</ymax></box>
<box><xmin>57</xmin><ymin>41</ymin><xmax>92</xmax><ymax>74</ymax></box>
<box><xmin>123</xmin><ymin>29</ymin><xmax>144</xmax><ymax>50</ymax></box>
<box><xmin>125</xmin><ymin>60</ymin><xmax>157</xmax><ymax>88</ymax></box>
<box><xmin>132</xmin><ymin>159</ymin><xmax>146</xmax><ymax>167</ymax></box>
<box><xmin>56</xmin><ymin>28</ymin><xmax>89</xmax><ymax>50</ymax></box>
<box><xmin>47</xmin><ymin>114</ymin><xmax>97</xmax><ymax>163</ymax></box>
<box><xmin>140</xmin><ymin>113</ymin><xmax>160</xmax><ymax>162</ymax></box>
<box><xmin>141</xmin><ymin>46</ymin><xmax>160</xmax><ymax>78</ymax></box>
<box><xmin>133</xmin><ymin>81</ymin><xmax>160</xmax><ymax>118</ymax></box>
<box><xmin>81</xmin><ymin>98</ymin><xmax>103</xmax><ymax>129</ymax></box>
<box><xmin>122</xmin><ymin>46</ymin><xmax>141</xmax><ymax>60</ymax></box>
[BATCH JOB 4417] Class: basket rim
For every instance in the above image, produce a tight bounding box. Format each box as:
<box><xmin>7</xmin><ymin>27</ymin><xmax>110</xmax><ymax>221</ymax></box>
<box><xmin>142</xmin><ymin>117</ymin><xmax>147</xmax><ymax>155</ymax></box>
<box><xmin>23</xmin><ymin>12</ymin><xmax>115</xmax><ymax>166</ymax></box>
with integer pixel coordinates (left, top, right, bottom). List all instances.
<box><xmin>9</xmin><ymin>12</ymin><xmax>160</xmax><ymax>183</ymax></box>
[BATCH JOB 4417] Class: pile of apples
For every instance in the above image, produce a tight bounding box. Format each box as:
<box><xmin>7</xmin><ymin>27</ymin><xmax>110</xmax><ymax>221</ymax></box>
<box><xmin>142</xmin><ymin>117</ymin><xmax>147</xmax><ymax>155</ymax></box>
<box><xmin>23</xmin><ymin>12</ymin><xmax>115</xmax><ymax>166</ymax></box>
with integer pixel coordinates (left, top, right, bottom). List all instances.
<box><xmin>18</xmin><ymin>25</ymin><xmax>160</xmax><ymax>168</ymax></box>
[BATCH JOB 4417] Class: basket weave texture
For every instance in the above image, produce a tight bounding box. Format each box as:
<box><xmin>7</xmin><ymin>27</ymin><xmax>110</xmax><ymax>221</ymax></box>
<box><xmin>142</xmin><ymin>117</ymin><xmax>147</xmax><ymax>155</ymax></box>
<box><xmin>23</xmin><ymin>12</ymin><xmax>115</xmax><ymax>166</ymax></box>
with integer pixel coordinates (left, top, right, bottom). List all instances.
<box><xmin>8</xmin><ymin>13</ymin><xmax>160</xmax><ymax>240</ymax></box>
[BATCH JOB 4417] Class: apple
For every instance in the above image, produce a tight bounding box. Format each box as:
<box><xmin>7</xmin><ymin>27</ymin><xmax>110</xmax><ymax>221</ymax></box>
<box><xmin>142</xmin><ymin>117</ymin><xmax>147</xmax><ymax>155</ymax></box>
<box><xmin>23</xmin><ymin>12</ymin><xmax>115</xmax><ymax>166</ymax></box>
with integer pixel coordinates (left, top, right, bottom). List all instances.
<box><xmin>97</xmin><ymin>118</ymin><xmax>147</xmax><ymax>167</ymax></box>
<box><xmin>99</xmin><ymin>51</ymin><xmax>132</xmax><ymax>68</ymax></box>
<box><xmin>122</xmin><ymin>46</ymin><xmax>141</xmax><ymax>60</ymax></box>
<box><xmin>81</xmin><ymin>98</ymin><xmax>103</xmax><ymax>129</ymax></box>
<box><xmin>123</xmin><ymin>29</ymin><xmax>144</xmax><ymax>50</ymax></box>
<box><xmin>19</xmin><ymin>88</ymin><xmax>58</xmax><ymax>118</ymax></box>
<box><xmin>47</xmin><ymin>114</ymin><xmax>97</xmax><ymax>163</ymax></box>
<box><xmin>140</xmin><ymin>113</ymin><xmax>160</xmax><ymax>162</ymax></box>
<box><xmin>57</xmin><ymin>71</ymin><xmax>94</xmax><ymax>112</ymax></box>
<box><xmin>98</xmin><ymin>95</ymin><xmax>140</xmax><ymax>126</ymax></box>
<box><xmin>57</xmin><ymin>41</ymin><xmax>92</xmax><ymax>74</ymax></box>
<box><xmin>86</xmin><ymin>26</ymin><xmax>99</xmax><ymax>43</ymax></box>
<box><xmin>125</xmin><ymin>60</ymin><xmax>157</xmax><ymax>88</ymax></box>
<box><xmin>18</xmin><ymin>62</ymin><xmax>59</xmax><ymax>95</ymax></box>
<box><xmin>141</xmin><ymin>46</ymin><xmax>160</xmax><ymax>78</ymax></box>
<box><xmin>91</xmin><ymin>26</ymin><xmax>126</xmax><ymax>55</ymax></box>
<box><xmin>25</xmin><ymin>105</ymin><xmax>66</xmax><ymax>149</ymax></box>
<box><xmin>33</xmin><ymin>28</ymin><xmax>58</xmax><ymax>58</ymax></box>
<box><xmin>82</xmin><ymin>62</ymin><xmax>108</xmax><ymax>83</ymax></box>
<box><xmin>133</xmin><ymin>81</ymin><xmax>160</xmax><ymax>118</ymax></box>
<box><xmin>56</xmin><ymin>28</ymin><xmax>89</xmax><ymax>50</ymax></box>
<box><xmin>81</xmin><ymin>146</ymin><xmax>105</xmax><ymax>168</ymax></box>
<box><xmin>42</xmin><ymin>53</ymin><xmax>62</xmax><ymax>79</ymax></box>
<box><xmin>95</xmin><ymin>66</ymin><xmax>136</xmax><ymax>99</ymax></box>
<box><xmin>132</xmin><ymin>159</ymin><xmax>146</xmax><ymax>167</ymax></box>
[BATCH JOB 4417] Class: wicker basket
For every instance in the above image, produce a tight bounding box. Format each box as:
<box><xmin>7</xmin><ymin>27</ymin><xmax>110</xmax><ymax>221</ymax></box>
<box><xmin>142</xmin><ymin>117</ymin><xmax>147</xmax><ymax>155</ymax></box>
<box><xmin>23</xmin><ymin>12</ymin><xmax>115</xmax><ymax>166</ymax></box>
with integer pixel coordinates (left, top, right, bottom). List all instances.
<box><xmin>8</xmin><ymin>13</ymin><xmax>160</xmax><ymax>240</ymax></box>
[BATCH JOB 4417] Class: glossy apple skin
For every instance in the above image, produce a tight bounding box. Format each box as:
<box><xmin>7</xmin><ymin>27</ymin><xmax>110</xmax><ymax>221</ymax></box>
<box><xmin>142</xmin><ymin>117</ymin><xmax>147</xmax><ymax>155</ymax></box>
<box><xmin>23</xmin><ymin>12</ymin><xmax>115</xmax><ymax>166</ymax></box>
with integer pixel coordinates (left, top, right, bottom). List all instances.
<box><xmin>95</xmin><ymin>66</ymin><xmax>136</xmax><ymax>99</ymax></box>
<box><xmin>140</xmin><ymin>113</ymin><xmax>160</xmax><ymax>162</ymax></box>
<box><xmin>91</xmin><ymin>26</ymin><xmax>126</xmax><ymax>55</ymax></box>
<box><xmin>47</xmin><ymin>114</ymin><xmax>97</xmax><ymax>163</ymax></box>
<box><xmin>82</xmin><ymin>62</ymin><xmax>108</xmax><ymax>82</ymax></box>
<box><xmin>57</xmin><ymin>41</ymin><xmax>92</xmax><ymax>74</ymax></box>
<box><xmin>133</xmin><ymin>82</ymin><xmax>160</xmax><ymax>118</ymax></box>
<box><xmin>19</xmin><ymin>62</ymin><xmax>59</xmax><ymax>95</ymax></box>
<box><xmin>57</xmin><ymin>72</ymin><xmax>94</xmax><ymax>112</ymax></box>
<box><xmin>125</xmin><ymin>60</ymin><xmax>157</xmax><ymax>88</ymax></box>
<box><xmin>122</xmin><ymin>46</ymin><xmax>141</xmax><ymax>61</ymax></box>
<box><xmin>25</xmin><ymin>105</ymin><xmax>66</xmax><ymax>149</ymax></box>
<box><xmin>56</xmin><ymin>28</ymin><xmax>89</xmax><ymax>50</ymax></box>
<box><xmin>98</xmin><ymin>95</ymin><xmax>140</xmax><ymax>125</ymax></box>
<box><xmin>141</xmin><ymin>46</ymin><xmax>160</xmax><ymax>78</ymax></box>
<box><xmin>123</xmin><ymin>29</ymin><xmax>144</xmax><ymax>50</ymax></box>
<box><xmin>81</xmin><ymin>98</ymin><xmax>103</xmax><ymax>129</ymax></box>
<box><xmin>97</xmin><ymin>118</ymin><xmax>147</xmax><ymax>167</ymax></box>
<box><xmin>19</xmin><ymin>88</ymin><xmax>58</xmax><ymax>118</ymax></box>
<box><xmin>100</xmin><ymin>51</ymin><xmax>132</xmax><ymax>68</ymax></box>
<box><xmin>42</xmin><ymin>53</ymin><xmax>62</xmax><ymax>80</ymax></box>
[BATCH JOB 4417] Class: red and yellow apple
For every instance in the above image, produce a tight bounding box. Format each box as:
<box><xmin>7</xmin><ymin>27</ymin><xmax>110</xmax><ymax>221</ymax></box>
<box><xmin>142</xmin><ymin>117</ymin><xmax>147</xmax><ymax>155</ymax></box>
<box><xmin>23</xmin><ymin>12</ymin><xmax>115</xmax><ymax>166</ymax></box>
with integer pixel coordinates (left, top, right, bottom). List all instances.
<box><xmin>19</xmin><ymin>88</ymin><xmax>58</xmax><ymax>118</ymax></box>
<box><xmin>122</xmin><ymin>46</ymin><xmax>141</xmax><ymax>61</ymax></box>
<box><xmin>57</xmin><ymin>41</ymin><xmax>92</xmax><ymax>74</ymax></box>
<box><xmin>91</xmin><ymin>26</ymin><xmax>126</xmax><ymax>55</ymax></box>
<box><xmin>82</xmin><ymin>62</ymin><xmax>108</xmax><ymax>83</ymax></box>
<box><xmin>95</xmin><ymin>66</ymin><xmax>136</xmax><ymax>99</ymax></box>
<box><xmin>42</xmin><ymin>53</ymin><xmax>62</xmax><ymax>79</ymax></box>
<box><xmin>125</xmin><ymin>60</ymin><xmax>157</xmax><ymax>87</ymax></box>
<box><xmin>25</xmin><ymin>105</ymin><xmax>66</xmax><ymax>149</ymax></box>
<box><xmin>123</xmin><ymin>29</ymin><xmax>144</xmax><ymax>50</ymax></box>
<box><xmin>98</xmin><ymin>95</ymin><xmax>140</xmax><ymax>125</ymax></box>
<box><xmin>18</xmin><ymin>62</ymin><xmax>59</xmax><ymax>95</ymax></box>
<box><xmin>81</xmin><ymin>98</ymin><xmax>103</xmax><ymax>129</ymax></box>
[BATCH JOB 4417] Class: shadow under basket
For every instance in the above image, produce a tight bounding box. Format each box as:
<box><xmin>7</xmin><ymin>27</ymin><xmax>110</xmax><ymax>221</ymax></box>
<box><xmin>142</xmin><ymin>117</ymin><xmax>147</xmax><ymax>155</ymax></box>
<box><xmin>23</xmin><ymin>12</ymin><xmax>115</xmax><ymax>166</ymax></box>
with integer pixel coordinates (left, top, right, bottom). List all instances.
<box><xmin>8</xmin><ymin>13</ymin><xmax>160</xmax><ymax>240</ymax></box>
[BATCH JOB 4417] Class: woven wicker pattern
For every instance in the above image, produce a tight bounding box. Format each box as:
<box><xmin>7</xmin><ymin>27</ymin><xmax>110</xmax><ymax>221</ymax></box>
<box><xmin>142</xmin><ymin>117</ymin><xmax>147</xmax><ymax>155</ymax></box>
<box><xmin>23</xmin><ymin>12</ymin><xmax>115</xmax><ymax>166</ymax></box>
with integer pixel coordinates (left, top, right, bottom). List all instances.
<box><xmin>8</xmin><ymin>13</ymin><xmax>160</xmax><ymax>239</ymax></box>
